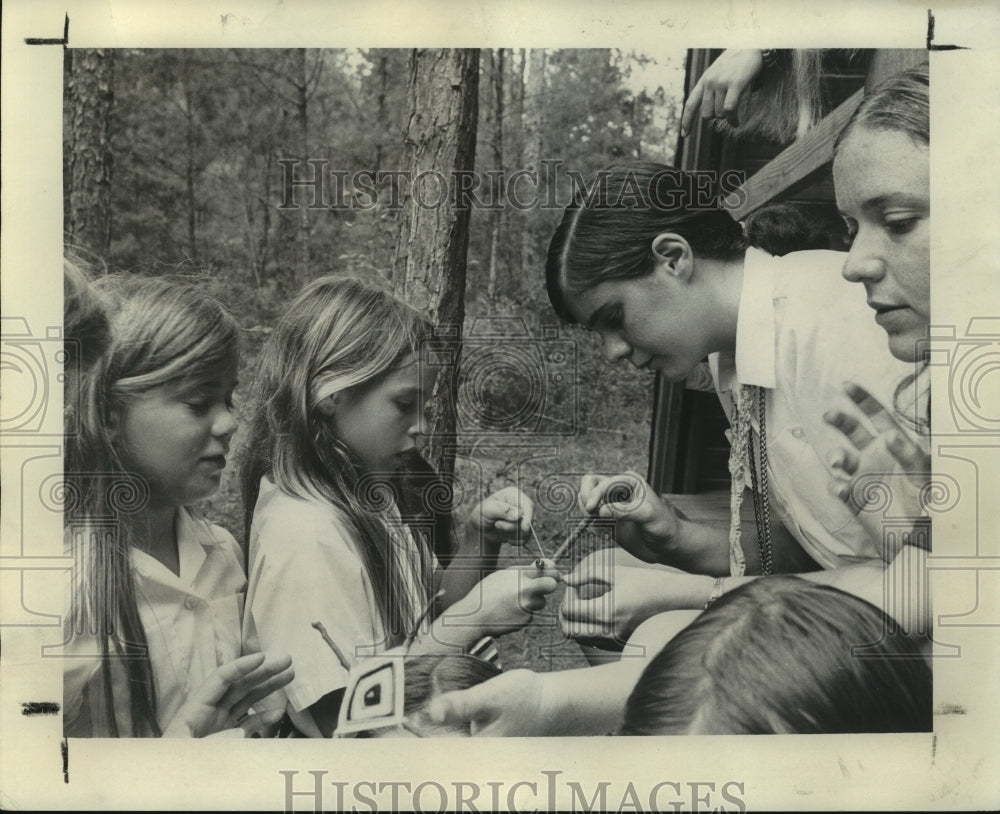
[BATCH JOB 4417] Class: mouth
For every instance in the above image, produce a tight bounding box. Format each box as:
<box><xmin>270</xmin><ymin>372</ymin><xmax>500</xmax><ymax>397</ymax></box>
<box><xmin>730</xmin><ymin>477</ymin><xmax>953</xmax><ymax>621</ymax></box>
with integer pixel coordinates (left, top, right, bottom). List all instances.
<box><xmin>200</xmin><ymin>455</ymin><xmax>227</xmax><ymax>469</ymax></box>
<box><xmin>869</xmin><ymin>302</ymin><xmax>911</xmax><ymax>329</ymax></box>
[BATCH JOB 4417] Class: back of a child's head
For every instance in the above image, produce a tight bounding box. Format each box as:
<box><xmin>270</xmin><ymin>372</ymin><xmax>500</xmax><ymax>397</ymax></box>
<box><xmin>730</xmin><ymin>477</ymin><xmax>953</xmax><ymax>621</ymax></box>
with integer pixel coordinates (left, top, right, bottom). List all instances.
<box><xmin>742</xmin><ymin>203</ymin><xmax>832</xmax><ymax>256</ymax></box>
<box><xmin>359</xmin><ymin>654</ymin><xmax>502</xmax><ymax>738</ymax></box>
<box><xmin>622</xmin><ymin>576</ymin><xmax>931</xmax><ymax>735</ymax></box>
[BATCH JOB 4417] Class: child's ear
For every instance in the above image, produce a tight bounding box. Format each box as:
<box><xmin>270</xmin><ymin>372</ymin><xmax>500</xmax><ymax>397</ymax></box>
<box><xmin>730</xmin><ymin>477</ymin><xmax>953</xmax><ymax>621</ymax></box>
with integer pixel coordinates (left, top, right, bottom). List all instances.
<box><xmin>650</xmin><ymin>232</ymin><xmax>694</xmax><ymax>282</ymax></box>
<box><xmin>316</xmin><ymin>393</ymin><xmax>339</xmax><ymax>417</ymax></box>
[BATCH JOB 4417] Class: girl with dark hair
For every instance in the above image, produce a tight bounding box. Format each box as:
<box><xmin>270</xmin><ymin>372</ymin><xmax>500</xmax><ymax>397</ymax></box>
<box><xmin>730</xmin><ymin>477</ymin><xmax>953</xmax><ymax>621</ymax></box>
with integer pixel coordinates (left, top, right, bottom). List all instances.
<box><xmin>622</xmin><ymin>577</ymin><xmax>931</xmax><ymax>735</ymax></box>
<box><xmin>546</xmin><ymin>160</ymin><xmax>918</xmax><ymax>643</ymax></box>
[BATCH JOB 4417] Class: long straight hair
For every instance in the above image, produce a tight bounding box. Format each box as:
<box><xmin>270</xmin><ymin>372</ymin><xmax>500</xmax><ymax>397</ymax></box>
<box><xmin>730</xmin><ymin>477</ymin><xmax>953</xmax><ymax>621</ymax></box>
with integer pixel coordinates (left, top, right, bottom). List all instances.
<box><xmin>67</xmin><ymin>274</ymin><xmax>240</xmax><ymax>736</ymax></box>
<box><xmin>240</xmin><ymin>275</ymin><xmax>438</xmax><ymax>647</ymax></box>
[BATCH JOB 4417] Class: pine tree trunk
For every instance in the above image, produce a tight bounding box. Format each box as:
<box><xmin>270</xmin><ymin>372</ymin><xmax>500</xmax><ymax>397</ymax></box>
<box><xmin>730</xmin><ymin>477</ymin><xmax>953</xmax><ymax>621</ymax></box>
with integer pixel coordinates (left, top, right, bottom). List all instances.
<box><xmin>295</xmin><ymin>48</ymin><xmax>309</xmax><ymax>287</ymax></box>
<box><xmin>392</xmin><ymin>48</ymin><xmax>479</xmax><ymax>479</ymax></box>
<box><xmin>487</xmin><ymin>49</ymin><xmax>505</xmax><ymax>301</ymax></box>
<box><xmin>521</xmin><ymin>48</ymin><xmax>546</xmax><ymax>273</ymax></box>
<box><xmin>66</xmin><ymin>49</ymin><xmax>115</xmax><ymax>261</ymax></box>
<box><xmin>183</xmin><ymin>50</ymin><xmax>198</xmax><ymax>264</ymax></box>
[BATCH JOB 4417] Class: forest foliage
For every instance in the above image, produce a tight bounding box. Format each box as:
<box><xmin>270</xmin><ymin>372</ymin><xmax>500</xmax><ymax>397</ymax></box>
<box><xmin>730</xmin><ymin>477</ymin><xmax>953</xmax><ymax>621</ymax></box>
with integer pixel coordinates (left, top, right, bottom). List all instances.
<box><xmin>64</xmin><ymin>47</ymin><xmax>684</xmax><ymax>668</ymax></box>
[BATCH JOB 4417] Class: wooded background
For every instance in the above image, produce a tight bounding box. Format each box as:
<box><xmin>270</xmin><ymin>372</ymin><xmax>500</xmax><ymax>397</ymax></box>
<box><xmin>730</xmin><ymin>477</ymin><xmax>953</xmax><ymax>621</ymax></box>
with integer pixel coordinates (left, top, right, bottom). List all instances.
<box><xmin>64</xmin><ymin>47</ymin><xmax>684</xmax><ymax>668</ymax></box>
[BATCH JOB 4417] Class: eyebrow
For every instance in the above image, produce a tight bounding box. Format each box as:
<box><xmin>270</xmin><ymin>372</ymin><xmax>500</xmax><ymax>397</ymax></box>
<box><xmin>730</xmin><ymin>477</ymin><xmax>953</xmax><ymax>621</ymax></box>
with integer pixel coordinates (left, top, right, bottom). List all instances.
<box><xmin>586</xmin><ymin>302</ymin><xmax>620</xmax><ymax>331</ymax></box>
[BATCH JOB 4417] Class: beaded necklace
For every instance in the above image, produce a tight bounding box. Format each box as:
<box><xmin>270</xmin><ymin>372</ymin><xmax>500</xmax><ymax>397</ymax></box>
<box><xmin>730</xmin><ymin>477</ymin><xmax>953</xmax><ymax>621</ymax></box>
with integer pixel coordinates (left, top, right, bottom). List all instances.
<box><xmin>727</xmin><ymin>384</ymin><xmax>774</xmax><ymax>577</ymax></box>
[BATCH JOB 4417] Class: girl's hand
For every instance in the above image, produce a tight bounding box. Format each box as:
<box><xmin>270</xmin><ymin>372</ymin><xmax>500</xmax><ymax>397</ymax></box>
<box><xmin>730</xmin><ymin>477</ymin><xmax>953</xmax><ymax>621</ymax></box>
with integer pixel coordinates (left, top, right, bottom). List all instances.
<box><xmin>680</xmin><ymin>49</ymin><xmax>764</xmax><ymax>136</ymax></box>
<box><xmin>824</xmin><ymin>382</ymin><xmax>930</xmax><ymax>558</ymax></box>
<box><xmin>559</xmin><ymin>550</ymin><xmax>703</xmax><ymax>644</ymax></box>
<box><xmin>455</xmin><ymin>565</ymin><xmax>559</xmax><ymax>637</ymax></box>
<box><xmin>577</xmin><ymin>472</ymin><xmax>685</xmax><ymax>565</ymax></box>
<box><xmin>161</xmin><ymin>652</ymin><xmax>294</xmax><ymax>738</ymax></box>
<box><xmin>464</xmin><ymin>487</ymin><xmax>534</xmax><ymax>549</ymax></box>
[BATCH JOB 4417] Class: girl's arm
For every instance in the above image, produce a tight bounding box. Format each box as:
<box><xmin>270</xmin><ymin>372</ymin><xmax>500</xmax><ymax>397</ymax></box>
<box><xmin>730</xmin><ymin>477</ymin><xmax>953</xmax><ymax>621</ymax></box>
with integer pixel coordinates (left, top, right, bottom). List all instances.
<box><xmin>427</xmin><ymin>608</ymin><xmax>700</xmax><ymax>736</ymax></box>
<box><xmin>578</xmin><ymin>472</ymin><xmax>817</xmax><ymax>576</ymax></box>
<box><xmin>560</xmin><ymin>545</ymin><xmax>928</xmax><ymax>642</ymax></box>
<box><xmin>305</xmin><ymin>566</ymin><xmax>560</xmax><ymax>736</ymax></box>
<box><xmin>413</xmin><ymin>565</ymin><xmax>560</xmax><ymax>655</ymax></box>
<box><xmin>435</xmin><ymin>487</ymin><xmax>534</xmax><ymax>609</ymax></box>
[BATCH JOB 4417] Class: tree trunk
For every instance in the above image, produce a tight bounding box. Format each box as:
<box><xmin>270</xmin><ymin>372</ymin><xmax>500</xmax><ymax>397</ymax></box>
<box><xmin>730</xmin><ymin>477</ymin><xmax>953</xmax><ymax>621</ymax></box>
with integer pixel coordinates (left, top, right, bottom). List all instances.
<box><xmin>487</xmin><ymin>48</ymin><xmax>505</xmax><ymax>301</ymax></box>
<box><xmin>294</xmin><ymin>48</ymin><xmax>310</xmax><ymax>287</ymax></box>
<box><xmin>66</xmin><ymin>49</ymin><xmax>115</xmax><ymax>261</ymax></box>
<box><xmin>392</xmin><ymin>48</ymin><xmax>479</xmax><ymax>479</ymax></box>
<box><xmin>183</xmin><ymin>50</ymin><xmax>198</xmax><ymax>264</ymax></box>
<box><xmin>521</xmin><ymin>48</ymin><xmax>546</xmax><ymax>274</ymax></box>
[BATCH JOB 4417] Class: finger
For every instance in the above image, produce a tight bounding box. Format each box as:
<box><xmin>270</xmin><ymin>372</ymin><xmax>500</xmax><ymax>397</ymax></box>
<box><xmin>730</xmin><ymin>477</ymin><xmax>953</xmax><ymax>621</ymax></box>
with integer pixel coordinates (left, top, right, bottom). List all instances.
<box><xmin>563</xmin><ymin>559</ymin><xmax>609</xmax><ymax>587</ymax></box>
<box><xmin>227</xmin><ymin>663</ymin><xmax>296</xmax><ymax>724</ymax></box>
<box><xmin>533</xmin><ymin>559</ymin><xmax>563</xmax><ymax>581</ymax></box>
<box><xmin>887</xmin><ymin>430</ymin><xmax>930</xmax><ymax>474</ymax></box>
<box><xmin>844</xmin><ymin>382</ymin><xmax>906</xmax><ymax>436</ymax></box>
<box><xmin>712</xmin><ymin>85</ymin><xmax>728</xmax><ymax>120</ymax></box>
<box><xmin>483</xmin><ymin>498</ymin><xmax>522</xmax><ymax>524</ymax></box>
<box><xmin>680</xmin><ymin>77</ymin><xmax>706</xmax><ymax>137</ymax></box>
<box><xmin>559</xmin><ymin>592</ymin><xmax>609</xmax><ymax>624</ymax></box>
<box><xmin>700</xmin><ymin>79</ymin><xmax>718</xmax><ymax>121</ymax></box>
<box><xmin>427</xmin><ymin>685</ymin><xmax>494</xmax><ymax>728</ymax></box>
<box><xmin>824</xmin><ymin>409</ymin><xmax>876</xmax><ymax>450</ymax></box>
<box><xmin>193</xmin><ymin>652</ymin><xmax>269</xmax><ymax>708</ymax></box>
<box><xmin>523</xmin><ymin>576</ymin><xmax>558</xmax><ymax>598</ymax></box>
<box><xmin>218</xmin><ymin>653</ymin><xmax>294</xmax><ymax>717</ymax></box>
<box><xmin>579</xmin><ymin>474</ymin><xmax>614</xmax><ymax>513</ymax></box>
<box><xmin>827</xmin><ymin>445</ymin><xmax>860</xmax><ymax>477</ymax></box>
<box><xmin>493</xmin><ymin>488</ymin><xmax>534</xmax><ymax>530</ymax></box>
<box><xmin>722</xmin><ymin>82</ymin><xmax>744</xmax><ymax>126</ymax></box>
<box><xmin>828</xmin><ymin>479</ymin><xmax>858</xmax><ymax>515</ymax></box>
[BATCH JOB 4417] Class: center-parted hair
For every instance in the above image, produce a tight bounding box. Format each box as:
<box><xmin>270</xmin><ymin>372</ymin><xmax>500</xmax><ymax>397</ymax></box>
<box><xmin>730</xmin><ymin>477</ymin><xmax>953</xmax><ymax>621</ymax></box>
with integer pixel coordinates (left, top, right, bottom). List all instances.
<box><xmin>835</xmin><ymin>61</ymin><xmax>929</xmax><ymax>152</ymax></box>
<box><xmin>240</xmin><ymin>275</ymin><xmax>437</xmax><ymax>647</ymax></box>
<box><xmin>68</xmin><ymin>274</ymin><xmax>240</xmax><ymax>737</ymax></box>
<box><xmin>621</xmin><ymin>576</ymin><xmax>931</xmax><ymax>735</ymax></box>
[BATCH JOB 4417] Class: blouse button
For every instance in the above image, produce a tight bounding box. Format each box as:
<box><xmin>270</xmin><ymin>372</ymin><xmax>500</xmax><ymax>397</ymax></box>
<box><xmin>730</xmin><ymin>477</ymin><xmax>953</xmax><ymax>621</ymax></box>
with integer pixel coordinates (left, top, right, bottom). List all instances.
<box><xmin>791</xmin><ymin>427</ymin><xmax>805</xmax><ymax>439</ymax></box>
<box><xmin>184</xmin><ymin>595</ymin><xmax>201</xmax><ymax>610</ymax></box>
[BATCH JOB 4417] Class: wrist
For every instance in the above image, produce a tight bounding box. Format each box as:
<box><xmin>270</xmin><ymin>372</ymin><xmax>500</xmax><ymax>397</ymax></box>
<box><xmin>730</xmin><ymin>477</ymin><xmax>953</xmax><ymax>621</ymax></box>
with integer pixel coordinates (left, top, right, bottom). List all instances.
<box><xmin>704</xmin><ymin>576</ymin><xmax>727</xmax><ymax>609</ymax></box>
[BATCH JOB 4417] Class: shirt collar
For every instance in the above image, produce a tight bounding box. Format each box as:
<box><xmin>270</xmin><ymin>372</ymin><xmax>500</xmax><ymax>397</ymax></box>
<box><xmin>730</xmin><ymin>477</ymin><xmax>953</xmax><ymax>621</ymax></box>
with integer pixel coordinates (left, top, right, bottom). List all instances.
<box><xmin>131</xmin><ymin>507</ymin><xmax>218</xmax><ymax>586</ymax></box>
<box><xmin>733</xmin><ymin>247</ymin><xmax>777</xmax><ymax>390</ymax></box>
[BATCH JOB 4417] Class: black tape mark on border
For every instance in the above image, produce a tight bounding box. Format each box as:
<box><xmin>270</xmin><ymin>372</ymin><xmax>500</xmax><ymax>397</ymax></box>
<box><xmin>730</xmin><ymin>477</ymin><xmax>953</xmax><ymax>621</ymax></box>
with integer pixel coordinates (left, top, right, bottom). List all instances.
<box><xmin>927</xmin><ymin>9</ymin><xmax>969</xmax><ymax>51</ymax></box>
<box><xmin>24</xmin><ymin>13</ymin><xmax>70</xmax><ymax>46</ymax></box>
<box><xmin>62</xmin><ymin>739</ymin><xmax>69</xmax><ymax>783</ymax></box>
<box><xmin>22</xmin><ymin>701</ymin><xmax>61</xmax><ymax>716</ymax></box>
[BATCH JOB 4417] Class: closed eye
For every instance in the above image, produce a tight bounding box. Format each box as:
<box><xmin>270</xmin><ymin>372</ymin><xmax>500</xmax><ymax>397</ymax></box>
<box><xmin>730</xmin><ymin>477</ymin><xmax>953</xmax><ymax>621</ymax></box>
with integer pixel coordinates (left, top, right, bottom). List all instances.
<box><xmin>885</xmin><ymin>216</ymin><xmax>919</xmax><ymax>236</ymax></box>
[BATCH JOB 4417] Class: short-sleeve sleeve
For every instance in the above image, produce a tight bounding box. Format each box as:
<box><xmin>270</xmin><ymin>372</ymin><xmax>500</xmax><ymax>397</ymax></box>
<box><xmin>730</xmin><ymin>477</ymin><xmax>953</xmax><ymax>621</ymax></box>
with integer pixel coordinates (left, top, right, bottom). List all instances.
<box><xmin>243</xmin><ymin>487</ymin><xmax>386</xmax><ymax>713</ymax></box>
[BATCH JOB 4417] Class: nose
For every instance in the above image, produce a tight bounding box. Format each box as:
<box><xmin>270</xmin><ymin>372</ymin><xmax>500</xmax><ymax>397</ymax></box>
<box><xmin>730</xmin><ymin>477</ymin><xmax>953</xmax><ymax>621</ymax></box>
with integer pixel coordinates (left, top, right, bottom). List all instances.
<box><xmin>841</xmin><ymin>227</ymin><xmax>886</xmax><ymax>285</ymax></box>
<box><xmin>410</xmin><ymin>407</ymin><xmax>430</xmax><ymax>439</ymax></box>
<box><xmin>600</xmin><ymin>331</ymin><xmax>631</xmax><ymax>365</ymax></box>
<box><xmin>213</xmin><ymin>403</ymin><xmax>238</xmax><ymax>440</ymax></box>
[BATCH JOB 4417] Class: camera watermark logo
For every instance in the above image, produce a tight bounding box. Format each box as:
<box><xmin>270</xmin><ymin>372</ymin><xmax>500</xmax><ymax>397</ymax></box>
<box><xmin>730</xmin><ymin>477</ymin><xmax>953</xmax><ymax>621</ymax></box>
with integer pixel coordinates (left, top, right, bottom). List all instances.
<box><xmin>426</xmin><ymin>317</ymin><xmax>579</xmax><ymax>436</ymax></box>
<box><xmin>1</xmin><ymin>317</ymin><xmax>75</xmax><ymax>436</ymax></box>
